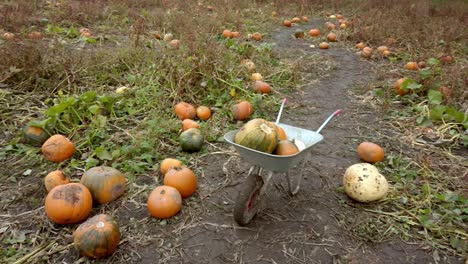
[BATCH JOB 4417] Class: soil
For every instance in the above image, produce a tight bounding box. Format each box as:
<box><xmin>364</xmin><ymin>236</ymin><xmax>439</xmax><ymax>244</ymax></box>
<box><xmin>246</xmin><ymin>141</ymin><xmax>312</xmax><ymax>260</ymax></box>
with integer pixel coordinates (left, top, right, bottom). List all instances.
<box><xmin>2</xmin><ymin>19</ymin><xmax>465</xmax><ymax>264</ymax></box>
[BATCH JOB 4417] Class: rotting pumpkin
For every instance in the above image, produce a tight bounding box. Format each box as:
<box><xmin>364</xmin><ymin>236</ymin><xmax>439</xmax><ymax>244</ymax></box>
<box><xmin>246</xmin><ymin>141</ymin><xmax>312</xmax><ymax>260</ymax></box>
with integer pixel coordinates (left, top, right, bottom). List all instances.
<box><xmin>73</xmin><ymin>214</ymin><xmax>121</xmax><ymax>259</ymax></box>
<box><xmin>179</xmin><ymin>128</ymin><xmax>204</xmax><ymax>152</ymax></box>
<box><xmin>45</xmin><ymin>183</ymin><xmax>92</xmax><ymax>224</ymax></box>
<box><xmin>41</xmin><ymin>134</ymin><xmax>75</xmax><ymax>163</ymax></box>
<box><xmin>80</xmin><ymin>166</ymin><xmax>126</xmax><ymax>204</ymax></box>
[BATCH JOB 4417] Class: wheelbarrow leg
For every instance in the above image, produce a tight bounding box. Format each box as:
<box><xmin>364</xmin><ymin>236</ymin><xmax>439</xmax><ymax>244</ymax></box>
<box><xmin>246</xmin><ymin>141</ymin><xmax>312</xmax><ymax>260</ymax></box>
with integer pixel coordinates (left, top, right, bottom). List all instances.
<box><xmin>233</xmin><ymin>166</ymin><xmax>271</xmax><ymax>226</ymax></box>
<box><xmin>286</xmin><ymin>152</ymin><xmax>311</xmax><ymax>195</ymax></box>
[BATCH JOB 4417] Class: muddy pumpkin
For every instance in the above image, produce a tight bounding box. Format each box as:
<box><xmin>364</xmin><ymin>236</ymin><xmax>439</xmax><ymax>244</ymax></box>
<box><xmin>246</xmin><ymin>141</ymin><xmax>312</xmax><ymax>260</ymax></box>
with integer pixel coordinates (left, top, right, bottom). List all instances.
<box><xmin>73</xmin><ymin>214</ymin><xmax>121</xmax><ymax>259</ymax></box>
<box><xmin>45</xmin><ymin>183</ymin><xmax>92</xmax><ymax>224</ymax></box>
<box><xmin>147</xmin><ymin>185</ymin><xmax>182</xmax><ymax>219</ymax></box>
<box><xmin>80</xmin><ymin>166</ymin><xmax>126</xmax><ymax>204</ymax></box>
<box><xmin>164</xmin><ymin>166</ymin><xmax>197</xmax><ymax>198</ymax></box>
<box><xmin>41</xmin><ymin>134</ymin><xmax>75</xmax><ymax>162</ymax></box>
<box><xmin>174</xmin><ymin>102</ymin><xmax>196</xmax><ymax>120</ymax></box>
<box><xmin>274</xmin><ymin>140</ymin><xmax>300</xmax><ymax>156</ymax></box>
<box><xmin>180</xmin><ymin>128</ymin><xmax>204</xmax><ymax>152</ymax></box>
<box><xmin>343</xmin><ymin>163</ymin><xmax>389</xmax><ymax>202</ymax></box>
<box><xmin>234</xmin><ymin>118</ymin><xmax>278</xmax><ymax>153</ymax></box>
<box><xmin>251</xmin><ymin>80</ymin><xmax>271</xmax><ymax>94</ymax></box>
<box><xmin>44</xmin><ymin>170</ymin><xmax>70</xmax><ymax>192</ymax></box>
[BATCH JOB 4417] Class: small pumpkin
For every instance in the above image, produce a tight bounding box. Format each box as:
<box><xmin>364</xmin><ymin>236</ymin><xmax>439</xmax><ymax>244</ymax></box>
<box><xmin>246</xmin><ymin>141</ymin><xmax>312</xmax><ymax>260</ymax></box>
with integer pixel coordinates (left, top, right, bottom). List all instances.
<box><xmin>163</xmin><ymin>33</ymin><xmax>173</xmax><ymax>42</ymax></box>
<box><xmin>73</xmin><ymin>214</ymin><xmax>120</xmax><ymax>259</ymax></box>
<box><xmin>251</xmin><ymin>32</ymin><xmax>262</xmax><ymax>41</ymax></box>
<box><xmin>147</xmin><ymin>185</ymin><xmax>182</xmax><ymax>219</ymax></box>
<box><xmin>196</xmin><ymin>106</ymin><xmax>211</xmax><ymax>120</ymax></box>
<box><xmin>164</xmin><ymin>166</ymin><xmax>197</xmax><ymax>198</ymax></box>
<box><xmin>45</xmin><ymin>183</ymin><xmax>92</xmax><ymax>224</ymax></box>
<box><xmin>180</xmin><ymin>128</ymin><xmax>204</xmax><ymax>152</ymax></box>
<box><xmin>377</xmin><ymin>46</ymin><xmax>388</xmax><ymax>53</ymax></box>
<box><xmin>274</xmin><ymin>140</ymin><xmax>299</xmax><ymax>156</ymax></box>
<box><xmin>291</xmin><ymin>17</ymin><xmax>301</xmax><ymax>23</ymax></box>
<box><xmin>405</xmin><ymin>62</ymin><xmax>418</xmax><ymax>71</ymax></box>
<box><xmin>174</xmin><ymin>102</ymin><xmax>196</xmax><ymax>120</ymax></box>
<box><xmin>382</xmin><ymin>50</ymin><xmax>391</xmax><ymax>57</ymax></box>
<box><xmin>23</xmin><ymin>124</ymin><xmax>50</xmax><ymax>146</ymax></box>
<box><xmin>169</xmin><ymin>39</ymin><xmax>180</xmax><ymax>49</ymax></box>
<box><xmin>325</xmin><ymin>22</ymin><xmax>336</xmax><ymax>30</ymax></box>
<box><xmin>232</xmin><ymin>101</ymin><xmax>253</xmax><ymax>121</ymax></box>
<box><xmin>251</xmin><ymin>81</ymin><xmax>271</xmax><ymax>94</ymax></box>
<box><xmin>327</xmin><ymin>32</ymin><xmax>337</xmax><ymax>42</ymax></box>
<box><xmin>222</xmin><ymin>29</ymin><xmax>233</xmax><ymax>38</ymax></box>
<box><xmin>357</xmin><ymin>142</ymin><xmax>384</xmax><ymax>163</ymax></box>
<box><xmin>251</xmin><ymin>72</ymin><xmax>263</xmax><ymax>81</ymax></box>
<box><xmin>283</xmin><ymin>20</ymin><xmax>292</xmax><ymax>27</ymax></box>
<box><xmin>309</xmin><ymin>29</ymin><xmax>320</xmax><ymax>37</ymax></box>
<box><xmin>319</xmin><ymin>42</ymin><xmax>329</xmax><ymax>49</ymax></box>
<box><xmin>394</xmin><ymin>78</ymin><xmax>409</xmax><ymax>96</ymax></box>
<box><xmin>160</xmin><ymin>158</ymin><xmax>183</xmax><ymax>175</ymax></box>
<box><xmin>361</xmin><ymin>47</ymin><xmax>372</xmax><ymax>58</ymax></box>
<box><xmin>302</xmin><ymin>16</ymin><xmax>309</xmax><ymax>22</ymax></box>
<box><xmin>272</xmin><ymin>11</ymin><xmax>278</xmax><ymax>17</ymax></box>
<box><xmin>418</xmin><ymin>61</ymin><xmax>427</xmax><ymax>68</ymax></box>
<box><xmin>80</xmin><ymin>166</ymin><xmax>126</xmax><ymax>204</ymax></box>
<box><xmin>2</xmin><ymin>32</ymin><xmax>15</xmax><ymax>40</ymax></box>
<box><xmin>356</xmin><ymin>42</ymin><xmax>366</xmax><ymax>49</ymax></box>
<box><xmin>340</xmin><ymin>23</ymin><xmax>347</xmax><ymax>29</ymax></box>
<box><xmin>343</xmin><ymin>163</ymin><xmax>389</xmax><ymax>202</ymax></box>
<box><xmin>294</xmin><ymin>30</ymin><xmax>305</xmax><ymax>38</ymax></box>
<box><xmin>182</xmin><ymin>119</ymin><xmax>199</xmax><ymax>131</ymax></box>
<box><xmin>234</xmin><ymin>118</ymin><xmax>278</xmax><ymax>153</ymax></box>
<box><xmin>27</xmin><ymin>31</ymin><xmax>43</xmax><ymax>40</ymax></box>
<box><xmin>44</xmin><ymin>170</ymin><xmax>70</xmax><ymax>192</ymax></box>
<box><xmin>231</xmin><ymin>31</ymin><xmax>241</xmax><ymax>38</ymax></box>
<box><xmin>41</xmin><ymin>134</ymin><xmax>75</xmax><ymax>163</ymax></box>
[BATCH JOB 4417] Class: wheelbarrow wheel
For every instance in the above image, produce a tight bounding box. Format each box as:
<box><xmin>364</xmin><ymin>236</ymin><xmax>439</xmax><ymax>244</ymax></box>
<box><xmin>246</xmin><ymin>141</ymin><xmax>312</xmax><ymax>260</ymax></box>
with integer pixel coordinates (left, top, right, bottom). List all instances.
<box><xmin>233</xmin><ymin>173</ymin><xmax>264</xmax><ymax>226</ymax></box>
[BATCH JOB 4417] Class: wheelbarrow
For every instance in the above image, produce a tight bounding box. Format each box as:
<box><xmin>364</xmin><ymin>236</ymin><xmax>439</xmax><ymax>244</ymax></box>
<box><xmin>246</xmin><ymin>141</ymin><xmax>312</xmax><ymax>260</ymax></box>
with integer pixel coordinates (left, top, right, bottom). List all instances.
<box><xmin>224</xmin><ymin>107</ymin><xmax>342</xmax><ymax>226</ymax></box>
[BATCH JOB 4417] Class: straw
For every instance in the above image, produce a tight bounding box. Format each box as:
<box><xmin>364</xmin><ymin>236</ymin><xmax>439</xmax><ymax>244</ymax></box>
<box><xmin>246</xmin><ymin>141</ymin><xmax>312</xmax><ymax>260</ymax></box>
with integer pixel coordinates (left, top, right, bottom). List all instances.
<box><xmin>275</xmin><ymin>98</ymin><xmax>287</xmax><ymax>124</ymax></box>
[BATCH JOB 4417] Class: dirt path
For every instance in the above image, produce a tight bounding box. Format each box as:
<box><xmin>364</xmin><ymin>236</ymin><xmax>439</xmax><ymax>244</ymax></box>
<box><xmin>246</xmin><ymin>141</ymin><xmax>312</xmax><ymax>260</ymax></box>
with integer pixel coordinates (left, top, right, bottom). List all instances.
<box><xmin>130</xmin><ymin>19</ymin><xmax>441</xmax><ymax>263</ymax></box>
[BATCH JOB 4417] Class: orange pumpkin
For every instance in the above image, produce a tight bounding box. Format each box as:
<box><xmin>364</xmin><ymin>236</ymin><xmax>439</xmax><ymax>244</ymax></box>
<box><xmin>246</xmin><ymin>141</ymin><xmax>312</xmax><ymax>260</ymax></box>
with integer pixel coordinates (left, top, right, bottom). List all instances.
<box><xmin>251</xmin><ymin>72</ymin><xmax>263</xmax><ymax>81</ymax></box>
<box><xmin>418</xmin><ymin>61</ymin><xmax>427</xmax><ymax>68</ymax></box>
<box><xmin>357</xmin><ymin>142</ymin><xmax>385</xmax><ymax>163</ymax></box>
<box><xmin>440</xmin><ymin>54</ymin><xmax>453</xmax><ymax>64</ymax></box>
<box><xmin>182</xmin><ymin>119</ymin><xmax>199</xmax><ymax>131</ymax></box>
<box><xmin>283</xmin><ymin>20</ymin><xmax>292</xmax><ymax>27</ymax></box>
<box><xmin>270</xmin><ymin>123</ymin><xmax>287</xmax><ymax>140</ymax></box>
<box><xmin>356</xmin><ymin>42</ymin><xmax>366</xmax><ymax>49</ymax></box>
<box><xmin>302</xmin><ymin>16</ymin><xmax>309</xmax><ymax>22</ymax></box>
<box><xmin>174</xmin><ymin>102</ymin><xmax>196</xmax><ymax>120</ymax></box>
<box><xmin>274</xmin><ymin>140</ymin><xmax>300</xmax><ymax>156</ymax></box>
<box><xmin>394</xmin><ymin>78</ymin><xmax>409</xmax><ymax>96</ymax></box>
<box><xmin>80</xmin><ymin>166</ymin><xmax>126</xmax><ymax>204</ymax></box>
<box><xmin>73</xmin><ymin>214</ymin><xmax>121</xmax><ymax>259</ymax></box>
<box><xmin>251</xmin><ymin>32</ymin><xmax>262</xmax><ymax>41</ymax></box>
<box><xmin>309</xmin><ymin>29</ymin><xmax>320</xmax><ymax>37</ymax></box>
<box><xmin>336</xmin><ymin>14</ymin><xmax>343</xmax><ymax>19</ymax></box>
<box><xmin>160</xmin><ymin>158</ymin><xmax>183</xmax><ymax>175</ymax></box>
<box><xmin>319</xmin><ymin>42</ymin><xmax>330</xmax><ymax>49</ymax></box>
<box><xmin>169</xmin><ymin>39</ymin><xmax>180</xmax><ymax>49</ymax></box>
<box><xmin>325</xmin><ymin>22</ymin><xmax>336</xmax><ymax>30</ymax></box>
<box><xmin>45</xmin><ymin>183</ymin><xmax>92</xmax><ymax>224</ymax></box>
<box><xmin>44</xmin><ymin>170</ymin><xmax>70</xmax><ymax>192</ymax></box>
<box><xmin>232</xmin><ymin>101</ymin><xmax>253</xmax><ymax>121</ymax></box>
<box><xmin>291</xmin><ymin>17</ymin><xmax>301</xmax><ymax>23</ymax></box>
<box><xmin>382</xmin><ymin>50</ymin><xmax>391</xmax><ymax>57</ymax></box>
<box><xmin>23</xmin><ymin>124</ymin><xmax>49</xmax><ymax>146</ymax></box>
<box><xmin>27</xmin><ymin>31</ymin><xmax>43</xmax><ymax>40</ymax></box>
<box><xmin>405</xmin><ymin>62</ymin><xmax>418</xmax><ymax>71</ymax></box>
<box><xmin>251</xmin><ymin>81</ymin><xmax>271</xmax><ymax>94</ymax></box>
<box><xmin>222</xmin><ymin>29</ymin><xmax>233</xmax><ymax>38</ymax></box>
<box><xmin>41</xmin><ymin>134</ymin><xmax>75</xmax><ymax>163</ymax></box>
<box><xmin>147</xmin><ymin>185</ymin><xmax>182</xmax><ymax>219</ymax></box>
<box><xmin>196</xmin><ymin>106</ymin><xmax>211</xmax><ymax>120</ymax></box>
<box><xmin>164</xmin><ymin>166</ymin><xmax>197</xmax><ymax>198</ymax></box>
<box><xmin>327</xmin><ymin>32</ymin><xmax>337</xmax><ymax>42</ymax></box>
<box><xmin>377</xmin><ymin>46</ymin><xmax>388</xmax><ymax>53</ymax></box>
<box><xmin>231</xmin><ymin>31</ymin><xmax>241</xmax><ymax>38</ymax></box>
<box><xmin>361</xmin><ymin>47</ymin><xmax>373</xmax><ymax>58</ymax></box>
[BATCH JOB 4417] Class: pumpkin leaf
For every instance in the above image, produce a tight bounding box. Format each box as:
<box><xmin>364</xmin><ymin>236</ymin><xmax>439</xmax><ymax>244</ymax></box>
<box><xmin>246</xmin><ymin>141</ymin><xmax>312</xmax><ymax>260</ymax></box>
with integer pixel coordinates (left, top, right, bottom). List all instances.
<box><xmin>419</xmin><ymin>68</ymin><xmax>432</xmax><ymax>80</ymax></box>
<box><xmin>79</xmin><ymin>91</ymin><xmax>97</xmax><ymax>103</ymax></box>
<box><xmin>45</xmin><ymin>97</ymin><xmax>75</xmax><ymax>117</ymax></box>
<box><xmin>427</xmin><ymin>90</ymin><xmax>442</xmax><ymax>105</ymax></box>
<box><xmin>427</xmin><ymin>58</ymin><xmax>440</xmax><ymax>66</ymax></box>
<box><xmin>94</xmin><ymin>146</ymin><xmax>113</xmax><ymax>161</ymax></box>
<box><xmin>444</xmin><ymin>107</ymin><xmax>466</xmax><ymax>124</ymax></box>
<box><xmin>429</xmin><ymin>105</ymin><xmax>446</xmax><ymax>120</ymax></box>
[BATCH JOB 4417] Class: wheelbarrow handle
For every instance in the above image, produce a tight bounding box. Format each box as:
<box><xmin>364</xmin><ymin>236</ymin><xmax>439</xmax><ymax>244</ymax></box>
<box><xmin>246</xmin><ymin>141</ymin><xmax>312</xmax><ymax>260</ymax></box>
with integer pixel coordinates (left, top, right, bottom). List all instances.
<box><xmin>315</xmin><ymin>109</ymin><xmax>343</xmax><ymax>134</ymax></box>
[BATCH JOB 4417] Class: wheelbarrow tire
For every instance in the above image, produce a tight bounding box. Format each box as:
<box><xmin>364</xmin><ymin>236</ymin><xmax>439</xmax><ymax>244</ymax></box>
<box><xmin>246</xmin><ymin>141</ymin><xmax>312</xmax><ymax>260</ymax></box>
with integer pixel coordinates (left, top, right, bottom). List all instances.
<box><xmin>233</xmin><ymin>173</ymin><xmax>264</xmax><ymax>226</ymax></box>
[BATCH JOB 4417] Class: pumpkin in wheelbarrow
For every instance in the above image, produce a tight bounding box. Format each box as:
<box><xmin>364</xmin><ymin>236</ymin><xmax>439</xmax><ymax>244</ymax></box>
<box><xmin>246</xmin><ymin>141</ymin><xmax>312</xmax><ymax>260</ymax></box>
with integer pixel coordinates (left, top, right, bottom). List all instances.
<box><xmin>234</xmin><ymin>118</ymin><xmax>278</xmax><ymax>153</ymax></box>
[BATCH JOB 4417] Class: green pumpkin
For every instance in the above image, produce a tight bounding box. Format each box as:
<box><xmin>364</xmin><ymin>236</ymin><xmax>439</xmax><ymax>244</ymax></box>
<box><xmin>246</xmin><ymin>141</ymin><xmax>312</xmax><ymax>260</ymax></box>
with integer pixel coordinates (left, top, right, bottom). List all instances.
<box><xmin>180</xmin><ymin>128</ymin><xmax>204</xmax><ymax>152</ymax></box>
<box><xmin>80</xmin><ymin>166</ymin><xmax>126</xmax><ymax>204</ymax></box>
<box><xmin>23</xmin><ymin>125</ymin><xmax>50</xmax><ymax>146</ymax></box>
<box><xmin>234</xmin><ymin>118</ymin><xmax>278</xmax><ymax>153</ymax></box>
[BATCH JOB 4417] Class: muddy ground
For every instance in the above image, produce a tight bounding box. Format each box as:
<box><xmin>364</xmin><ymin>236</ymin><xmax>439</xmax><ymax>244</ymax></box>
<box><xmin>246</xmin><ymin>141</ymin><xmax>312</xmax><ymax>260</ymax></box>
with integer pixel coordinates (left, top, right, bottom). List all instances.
<box><xmin>2</xmin><ymin>19</ymin><xmax>465</xmax><ymax>264</ymax></box>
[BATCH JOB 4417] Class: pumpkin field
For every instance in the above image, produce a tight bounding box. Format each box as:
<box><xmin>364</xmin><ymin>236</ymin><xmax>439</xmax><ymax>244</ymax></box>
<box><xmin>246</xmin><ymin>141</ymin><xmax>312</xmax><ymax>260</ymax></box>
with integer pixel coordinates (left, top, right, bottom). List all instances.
<box><xmin>0</xmin><ymin>0</ymin><xmax>467</xmax><ymax>263</ymax></box>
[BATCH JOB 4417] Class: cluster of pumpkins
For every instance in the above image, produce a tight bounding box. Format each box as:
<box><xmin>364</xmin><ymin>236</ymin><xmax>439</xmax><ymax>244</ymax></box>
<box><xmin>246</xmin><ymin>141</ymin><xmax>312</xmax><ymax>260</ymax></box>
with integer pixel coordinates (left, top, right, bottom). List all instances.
<box><xmin>22</xmin><ymin>123</ymin><xmax>199</xmax><ymax>259</ymax></box>
<box><xmin>233</xmin><ymin>118</ymin><xmax>303</xmax><ymax>156</ymax></box>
